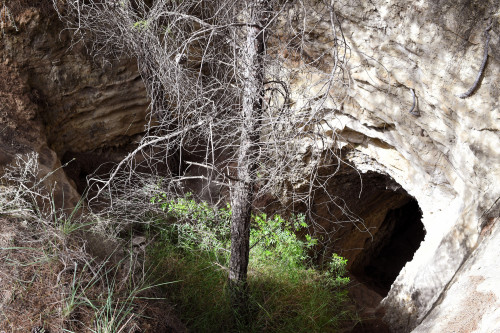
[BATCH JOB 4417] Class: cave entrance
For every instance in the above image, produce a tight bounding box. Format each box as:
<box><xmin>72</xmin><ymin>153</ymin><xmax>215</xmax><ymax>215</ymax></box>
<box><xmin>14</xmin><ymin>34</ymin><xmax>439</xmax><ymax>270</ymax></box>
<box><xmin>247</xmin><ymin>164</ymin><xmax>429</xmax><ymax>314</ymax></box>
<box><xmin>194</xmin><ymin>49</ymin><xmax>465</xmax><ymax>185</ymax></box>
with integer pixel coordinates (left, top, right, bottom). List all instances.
<box><xmin>350</xmin><ymin>197</ymin><xmax>425</xmax><ymax>296</ymax></box>
<box><xmin>310</xmin><ymin>167</ymin><xmax>426</xmax><ymax>298</ymax></box>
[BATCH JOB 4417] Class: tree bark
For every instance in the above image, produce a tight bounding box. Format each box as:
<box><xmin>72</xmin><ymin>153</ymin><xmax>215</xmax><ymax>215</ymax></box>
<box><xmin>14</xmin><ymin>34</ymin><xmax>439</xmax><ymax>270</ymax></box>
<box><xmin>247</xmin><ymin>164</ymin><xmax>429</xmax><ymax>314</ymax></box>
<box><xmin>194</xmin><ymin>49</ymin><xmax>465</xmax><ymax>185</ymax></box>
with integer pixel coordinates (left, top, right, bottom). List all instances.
<box><xmin>229</xmin><ymin>0</ymin><xmax>268</xmax><ymax>322</ymax></box>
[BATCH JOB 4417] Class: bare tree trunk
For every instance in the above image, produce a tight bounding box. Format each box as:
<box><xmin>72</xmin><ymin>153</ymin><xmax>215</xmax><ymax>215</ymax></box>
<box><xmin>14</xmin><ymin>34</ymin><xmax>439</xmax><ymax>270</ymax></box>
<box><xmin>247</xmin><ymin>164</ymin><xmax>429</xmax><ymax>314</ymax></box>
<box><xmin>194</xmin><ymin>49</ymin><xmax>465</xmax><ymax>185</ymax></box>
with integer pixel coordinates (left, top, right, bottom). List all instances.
<box><xmin>54</xmin><ymin>0</ymin><xmax>352</xmax><ymax>322</ymax></box>
<box><xmin>229</xmin><ymin>0</ymin><xmax>268</xmax><ymax>321</ymax></box>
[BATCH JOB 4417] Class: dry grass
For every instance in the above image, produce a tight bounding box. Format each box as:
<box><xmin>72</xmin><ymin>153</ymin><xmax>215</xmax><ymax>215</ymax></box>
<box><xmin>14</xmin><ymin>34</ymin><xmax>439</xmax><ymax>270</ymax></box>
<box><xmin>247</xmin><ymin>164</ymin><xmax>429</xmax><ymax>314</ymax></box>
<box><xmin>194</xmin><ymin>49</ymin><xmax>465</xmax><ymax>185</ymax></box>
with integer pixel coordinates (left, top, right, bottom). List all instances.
<box><xmin>0</xmin><ymin>213</ymin><xmax>171</xmax><ymax>332</ymax></box>
<box><xmin>0</xmin><ymin>216</ymin><xmax>70</xmax><ymax>332</ymax></box>
<box><xmin>0</xmin><ymin>153</ymin><xmax>186</xmax><ymax>332</ymax></box>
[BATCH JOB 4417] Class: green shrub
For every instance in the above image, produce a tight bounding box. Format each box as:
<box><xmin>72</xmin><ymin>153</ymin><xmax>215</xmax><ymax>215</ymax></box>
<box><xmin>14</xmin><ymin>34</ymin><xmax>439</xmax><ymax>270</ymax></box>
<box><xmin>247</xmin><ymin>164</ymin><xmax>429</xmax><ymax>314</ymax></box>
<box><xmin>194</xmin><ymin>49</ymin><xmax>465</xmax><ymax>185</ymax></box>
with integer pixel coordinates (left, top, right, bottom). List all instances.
<box><xmin>151</xmin><ymin>192</ymin><xmax>231</xmax><ymax>252</ymax></box>
<box><xmin>250</xmin><ymin>213</ymin><xmax>316</xmax><ymax>273</ymax></box>
<box><xmin>148</xmin><ymin>193</ymin><xmax>352</xmax><ymax>332</ymax></box>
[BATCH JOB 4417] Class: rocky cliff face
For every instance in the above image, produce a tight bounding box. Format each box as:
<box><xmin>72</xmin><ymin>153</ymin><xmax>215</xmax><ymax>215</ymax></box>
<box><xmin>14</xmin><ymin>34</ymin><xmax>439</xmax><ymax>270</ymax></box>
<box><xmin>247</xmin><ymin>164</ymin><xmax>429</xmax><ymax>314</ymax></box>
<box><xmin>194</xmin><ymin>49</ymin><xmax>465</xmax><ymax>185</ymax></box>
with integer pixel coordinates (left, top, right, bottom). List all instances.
<box><xmin>1</xmin><ymin>1</ymin><xmax>499</xmax><ymax>332</ymax></box>
<box><xmin>0</xmin><ymin>3</ymin><xmax>149</xmax><ymax>207</ymax></box>
<box><xmin>290</xmin><ymin>0</ymin><xmax>500</xmax><ymax>331</ymax></box>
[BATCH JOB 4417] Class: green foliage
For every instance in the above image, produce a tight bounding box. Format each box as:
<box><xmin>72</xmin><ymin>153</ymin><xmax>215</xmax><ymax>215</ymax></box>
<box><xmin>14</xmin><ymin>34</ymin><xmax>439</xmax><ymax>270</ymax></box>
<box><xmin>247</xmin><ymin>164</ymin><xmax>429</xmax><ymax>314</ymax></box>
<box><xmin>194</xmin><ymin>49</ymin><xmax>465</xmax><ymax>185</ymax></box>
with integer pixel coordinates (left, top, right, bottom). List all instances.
<box><xmin>148</xmin><ymin>193</ymin><xmax>352</xmax><ymax>332</ymax></box>
<box><xmin>151</xmin><ymin>192</ymin><xmax>231</xmax><ymax>252</ymax></box>
<box><xmin>250</xmin><ymin>213</ymin><xmax>316</xmax><ymax>272</ymax></box>
<box><xmin>132</xmin><ymin>19</ymin><xmax>148</xmax><ymax>31</ymax></box>
<box><xmin>326</xmin><ymin>253</ymin><xmax>351</xmax><ymax>288</ymax></box>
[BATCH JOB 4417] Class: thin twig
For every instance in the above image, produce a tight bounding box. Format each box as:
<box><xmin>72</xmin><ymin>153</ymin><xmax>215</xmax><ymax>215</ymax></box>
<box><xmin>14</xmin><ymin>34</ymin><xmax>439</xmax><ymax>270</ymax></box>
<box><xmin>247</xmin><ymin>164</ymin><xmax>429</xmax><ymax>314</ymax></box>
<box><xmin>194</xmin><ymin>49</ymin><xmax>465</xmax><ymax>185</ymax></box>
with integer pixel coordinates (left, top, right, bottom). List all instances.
<box><xmin>92</xmin><ymin>120</ymin><xmax>207</xmax><ymax>198</ymax></box>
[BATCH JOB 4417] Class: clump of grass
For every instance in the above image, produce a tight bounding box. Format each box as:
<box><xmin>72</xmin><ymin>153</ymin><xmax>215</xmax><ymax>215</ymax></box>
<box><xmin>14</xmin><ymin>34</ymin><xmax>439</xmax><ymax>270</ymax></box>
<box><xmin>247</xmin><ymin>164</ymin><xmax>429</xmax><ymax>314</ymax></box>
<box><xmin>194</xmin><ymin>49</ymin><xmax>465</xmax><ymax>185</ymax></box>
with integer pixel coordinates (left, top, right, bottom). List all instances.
<box><xmin>0</xmin><ymin>153</ymin><xmax>171</xmax><ymax>332</ymax></box>
<box><xmin>148</xmin><ymin>193</ymin><xmax>353</xmax><ymax>332</ymax></box>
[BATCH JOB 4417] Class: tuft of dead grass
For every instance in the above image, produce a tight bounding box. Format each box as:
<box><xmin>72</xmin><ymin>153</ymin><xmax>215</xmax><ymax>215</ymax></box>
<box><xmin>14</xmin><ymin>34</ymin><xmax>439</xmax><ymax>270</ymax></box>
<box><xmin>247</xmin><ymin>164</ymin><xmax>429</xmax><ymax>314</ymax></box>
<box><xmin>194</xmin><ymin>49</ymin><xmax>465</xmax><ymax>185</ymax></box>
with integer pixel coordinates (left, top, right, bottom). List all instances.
<box><xmin>0</xmin><ymin>216</ymin><xmax>69</xmax><ymax>331</ymax></box>
<box><xmin>0</xmin><ymin>153</ymin><xmax>186</xmax><ymax>332</ymax></box>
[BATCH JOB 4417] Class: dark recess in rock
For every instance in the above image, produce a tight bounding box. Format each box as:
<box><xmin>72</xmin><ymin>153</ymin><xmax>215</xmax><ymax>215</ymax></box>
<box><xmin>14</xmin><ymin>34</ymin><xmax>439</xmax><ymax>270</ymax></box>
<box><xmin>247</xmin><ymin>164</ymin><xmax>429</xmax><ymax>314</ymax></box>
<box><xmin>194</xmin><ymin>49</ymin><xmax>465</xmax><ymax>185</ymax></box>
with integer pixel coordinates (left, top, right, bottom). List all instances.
<box><xmin>61</xmin><ymin>144</ymin><xmax>189</xmax><ymax>195</ymax></box>
<box><xmin>351</xmin><ymin>198</ymin><xmax>425</xmax><ymax>296</ymax></box>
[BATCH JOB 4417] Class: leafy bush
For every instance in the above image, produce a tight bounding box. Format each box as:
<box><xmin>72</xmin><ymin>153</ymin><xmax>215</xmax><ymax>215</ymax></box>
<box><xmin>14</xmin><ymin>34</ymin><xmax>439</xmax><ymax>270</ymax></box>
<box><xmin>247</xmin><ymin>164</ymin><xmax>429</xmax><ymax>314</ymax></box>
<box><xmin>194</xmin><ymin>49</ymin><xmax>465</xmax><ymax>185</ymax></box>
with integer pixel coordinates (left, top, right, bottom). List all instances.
<box><xmin>151</xmin><ymin>192</ymin><xmax>231</xmax><ymax>252</ymax></box>
<box><xmin>148</xmin><ymin>193</ymin><xmax>352</xmax><ymax>332</ymax></box>
<box><xmin>250</xmin><ymin>213</ymin><xmax>316</xmax><ymax>272</ymax></box>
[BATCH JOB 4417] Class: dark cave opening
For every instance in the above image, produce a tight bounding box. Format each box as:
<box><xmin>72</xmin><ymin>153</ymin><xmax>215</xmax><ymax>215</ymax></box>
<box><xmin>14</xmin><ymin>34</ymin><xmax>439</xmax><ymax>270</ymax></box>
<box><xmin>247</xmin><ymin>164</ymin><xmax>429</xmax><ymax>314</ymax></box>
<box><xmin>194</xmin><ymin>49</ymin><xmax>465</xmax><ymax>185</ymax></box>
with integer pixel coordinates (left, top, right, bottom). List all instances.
<box><xmin>61</xmin><ymin>151</ymin><xmax>117</xmax><ymax>194</ymax></box>
<box><xmin>351</xmin><ymin>198</ymin><xmax>425</xmax><ymax>297</ymax></box>
<box><xmin>61</xmin><ymin>146</ymin><xmax>189</xmax><ymax>195</ymax></box>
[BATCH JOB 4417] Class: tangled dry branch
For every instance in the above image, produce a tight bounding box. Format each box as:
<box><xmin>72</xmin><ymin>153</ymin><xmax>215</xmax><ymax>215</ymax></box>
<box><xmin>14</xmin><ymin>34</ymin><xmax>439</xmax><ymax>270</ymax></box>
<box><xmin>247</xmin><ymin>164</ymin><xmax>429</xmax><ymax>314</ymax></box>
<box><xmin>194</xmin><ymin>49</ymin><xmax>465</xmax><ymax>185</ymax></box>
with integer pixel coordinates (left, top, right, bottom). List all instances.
<box><xmin>53</xmin><ymin>0</ymin><xmax>366</xmax><ymax>246</ymax></box>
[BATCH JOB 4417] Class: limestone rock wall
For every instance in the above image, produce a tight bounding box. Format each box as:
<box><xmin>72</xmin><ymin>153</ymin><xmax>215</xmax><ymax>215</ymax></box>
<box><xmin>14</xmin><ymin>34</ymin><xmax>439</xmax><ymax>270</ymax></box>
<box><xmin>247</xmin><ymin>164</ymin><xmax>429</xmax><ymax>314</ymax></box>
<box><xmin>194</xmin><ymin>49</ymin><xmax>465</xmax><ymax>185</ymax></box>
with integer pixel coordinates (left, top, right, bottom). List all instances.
<box><xmin>291</xmin><ymin>0</ymin><xmax>500</xmax><ymax>331</ymax></box>
<box><xmin>0</xmin><ymin>57</ymin><xmax>77</xmax><ymax>208</ymax></box>
<box><xmin>1</xmin><ymin>6</ymin><xmax>149</xmax><ymax>155</ymax></box>
<box><xmin>413</xmin><ymin>215</ymin><xmax>500</xmax><ymax>333</ymax></box>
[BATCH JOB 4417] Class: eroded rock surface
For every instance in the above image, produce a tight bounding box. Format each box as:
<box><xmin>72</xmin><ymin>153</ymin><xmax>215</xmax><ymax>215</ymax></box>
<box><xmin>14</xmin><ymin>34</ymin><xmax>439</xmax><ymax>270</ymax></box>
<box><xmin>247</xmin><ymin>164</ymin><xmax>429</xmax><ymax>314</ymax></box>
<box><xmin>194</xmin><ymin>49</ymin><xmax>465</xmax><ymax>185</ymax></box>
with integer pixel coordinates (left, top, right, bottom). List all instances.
<box><xmin>1</xmin><ymin>3</ymin><xmax>148</xmax><ymax>205</ymax></box>
<box><xmin>0</xmin><ymin>49</ymin><xmax>79</xmax><ymax>208</ymax></box>
<box><xmin>288</xmin><ymin>0</ymin><xmax>500</xmax><ymax>331</ymax></box>
<box><xmin>413</xmin><ymin>216</ymin><xmax>500</xmax><ymax>333</ymax></box>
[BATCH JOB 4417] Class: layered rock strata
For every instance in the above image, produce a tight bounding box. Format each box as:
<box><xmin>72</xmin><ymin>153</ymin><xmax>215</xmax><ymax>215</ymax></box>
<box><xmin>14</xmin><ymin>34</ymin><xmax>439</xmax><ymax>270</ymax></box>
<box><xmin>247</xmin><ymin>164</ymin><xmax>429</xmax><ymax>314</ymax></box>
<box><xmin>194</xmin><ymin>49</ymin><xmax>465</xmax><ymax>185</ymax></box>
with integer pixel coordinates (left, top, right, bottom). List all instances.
<box><xmin>0</xmin><ymin>4</ymin><xmax>149</xmax><ymax>206</ymax></box>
